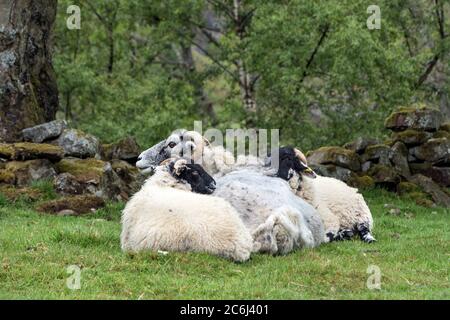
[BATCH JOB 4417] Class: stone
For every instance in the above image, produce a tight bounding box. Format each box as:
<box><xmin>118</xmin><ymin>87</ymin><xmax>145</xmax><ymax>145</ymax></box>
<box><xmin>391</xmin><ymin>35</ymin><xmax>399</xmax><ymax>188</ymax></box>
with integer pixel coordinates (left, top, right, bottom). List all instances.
<box><xmin>53</xmin><ymin>173</ymin><xmax>84</xmax><ymax>195</ymax></box>
<box><xmin>55</xmin><ymin>158</ymin><xmax>128</xmax><ymax>200</ymax></box>
<box><xmin>409</xmin><ymin>162</ymin><xmax>432</xmax><ymax>174</ymax></box>
<box><xmin>0</xmin><ymin>143</ymin><xmax>64</xmax><ymax>161</ymax></box>
<box><xmin>410</xmin><ymin>166</ymin><xmax>450</xmax><ymax>187</ymax></box>
<box><xmin>384</xmin><ymin>107</ymin><xmax>441</xmax><ymax>132</ymax></box>
<box><xmin>397</xmin><ymin>182</ymin><xmax>420</xmax><ymax>195</ymax></box>
<box><xmin>368</xmin><ymin>164</ymin><xmax>400</xmax><ymax>186</ymax></box>
<box><xmin>344</xmin><ymin>137</ymin><xmax>380</xmax><ymax>154</ymax></box>
<box><xmin>408</xmin><ymin>174</ymin><xmax>450</xmax><ymax>207</ymax></box>
<box><xmin>432</xmin><ymin>130</ymin><xmax>450</xmax><ymax>140</ymax></box>
<box><xmin>309</xmin><ymin>164</ymin><xmax>356</xmax><ymax>182</ymax></box>
<box><xmin>307</xmin><ymin>147</ymin><xmax>361</xmax><ymax>171</ymax></box>
<box><xmin>2</xmin><ymin>159</ymin><xmax>57</xmax><ymax>187</ymax></box>
<box><xmin>411</xmin><ymin>138</ymin><xmax>450</xmax><ymax>164</ymax></box>
<box><xmin>361</xmin><ymin>144</ymin><xmax>391</xmax><ymax>165</ymax></box>
<box><xmin>390</xmin><ymin>141</ymin><xmax>411</xmax><ymax>177</ymax></box>
<box><xmin>348</xmin><ymin>175</ymin><xmax>375</xmax><ymax>189</ymax></box>
<box><xmin>101</xmin><ymin>136</ymin><xmax>141</xmax><ymax>162</ymax></box>
<box><xmin>111</xmin><ymin>159</ymin><xmax>145</xmax><ymax>194</ymax></box>
<box><xmin>440</xmin><ymin>122</ymin><xmax>450</xmax><ymax>132</ymax></box>
<box><xmin>54</xmin><ymin>129</ymin><xmax>100</xmax><ymax>158</ymax></box>
<box><xmin>391</xmin><ymin>129</ymin><xmax>432</xmax><ymax>146</ymax></box>
<box><xmin>36</xmin><ymin>195</ymin><xmax>106</xmax><ymax>215</ymax></box>
<box><xmin>21</xmin><ymin>120</ymin><xmax>67</xmax><ymax>143</ymax></box>
<box><xmin>0</xmin><ymin>186</ymin><xmax>44</xmax><ymax>202</ymax></box>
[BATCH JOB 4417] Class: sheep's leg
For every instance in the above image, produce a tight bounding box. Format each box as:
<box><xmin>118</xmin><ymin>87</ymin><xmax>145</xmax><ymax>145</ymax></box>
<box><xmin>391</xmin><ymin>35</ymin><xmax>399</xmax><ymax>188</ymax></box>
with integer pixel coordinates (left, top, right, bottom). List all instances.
<box><xmin>326</xmin><ymin>229</ymin><xmax>355</xmax><ymax>242</ymax></box>
<box><xmin>357</xmin><ymin>223</ymin><xmax>376</xmax><ymax>243</ymax></box>
<box><xmin>252</xmin><ymin>216</ymin><xmax>279</xmax><ymax>254</ymax></box>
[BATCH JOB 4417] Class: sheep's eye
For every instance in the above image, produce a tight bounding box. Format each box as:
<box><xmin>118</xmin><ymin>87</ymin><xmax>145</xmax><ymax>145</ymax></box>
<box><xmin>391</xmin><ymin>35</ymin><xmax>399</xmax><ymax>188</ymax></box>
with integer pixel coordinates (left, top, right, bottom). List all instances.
<box><xmin>168</xmin><ymin>142</ymin><xmax>176</xmax><ymax>148</ymax></box>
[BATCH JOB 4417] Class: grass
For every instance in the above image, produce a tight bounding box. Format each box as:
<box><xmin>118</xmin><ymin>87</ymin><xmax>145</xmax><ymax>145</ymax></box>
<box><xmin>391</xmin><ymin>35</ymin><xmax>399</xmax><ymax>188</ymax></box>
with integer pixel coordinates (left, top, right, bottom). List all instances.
<box><xmin>0</xmin><ymin>187</ymin><xmax>448</xmax><ymax>300</ymax></box>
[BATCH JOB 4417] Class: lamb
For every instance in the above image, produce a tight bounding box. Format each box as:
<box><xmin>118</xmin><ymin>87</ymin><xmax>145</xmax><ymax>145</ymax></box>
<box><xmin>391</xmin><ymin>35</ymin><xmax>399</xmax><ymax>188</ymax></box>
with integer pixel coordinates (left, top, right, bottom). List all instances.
<box><xmin>276</xmin><ymin>147</ymin><xmax>376</xmax><ymax>243</ymax></box>
<box><xmin>120</xmin><ymin>158</ymin><xmax>254</xmax><ymax>262</ymax></box>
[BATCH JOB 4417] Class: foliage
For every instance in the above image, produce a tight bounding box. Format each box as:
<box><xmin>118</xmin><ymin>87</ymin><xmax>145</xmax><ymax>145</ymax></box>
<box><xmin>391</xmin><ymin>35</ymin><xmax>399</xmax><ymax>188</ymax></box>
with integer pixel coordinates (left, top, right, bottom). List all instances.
<box><xmin>54</xmin><ymin>0</ymin><xmax>450</xmax><ymax>150</ymax></box>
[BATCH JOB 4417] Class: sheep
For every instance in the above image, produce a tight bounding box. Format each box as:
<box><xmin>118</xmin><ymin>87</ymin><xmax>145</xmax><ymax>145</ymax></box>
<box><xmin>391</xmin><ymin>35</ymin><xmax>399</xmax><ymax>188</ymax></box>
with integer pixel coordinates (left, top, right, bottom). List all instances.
<box><xmin>275</xmin><ymin>147</ymin><xmax>376</xmax><ymax>243</ymax></box>
<box><xmin>137</xmin><ymin>131</ymin><xmax>374</xmax><ymax>244</ymax></box>
<box><xmin>214</xmin><ymin>168</ymin><xmax>325</xmax><ymax>254</ymax></box>
<box><xmin>120</xmin><ymin>158</ymin><xmax>254</xmax><ymax>262</ymax></box>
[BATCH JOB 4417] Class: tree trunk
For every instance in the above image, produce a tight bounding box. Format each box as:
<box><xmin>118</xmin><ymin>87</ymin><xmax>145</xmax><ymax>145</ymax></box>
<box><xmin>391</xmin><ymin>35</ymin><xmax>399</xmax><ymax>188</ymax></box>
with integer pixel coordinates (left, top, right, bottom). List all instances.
<box><xmin>0</xmin><ymin>0</ymin><xmax>59</xmax><ymax>142</ymax></box>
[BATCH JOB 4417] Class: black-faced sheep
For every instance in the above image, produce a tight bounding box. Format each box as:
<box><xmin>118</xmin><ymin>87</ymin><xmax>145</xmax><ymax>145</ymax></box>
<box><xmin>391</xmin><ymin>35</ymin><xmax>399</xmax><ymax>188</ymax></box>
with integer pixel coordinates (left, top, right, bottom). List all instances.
<box><xmin>276</xmin><ymin>147</ymin><xmax>376</xmax><ymax>243</ymax></box>
<box><xmin>121</xmin><ymin>158</ymin><xmax>254</xmax><ymax>262</ymax></box>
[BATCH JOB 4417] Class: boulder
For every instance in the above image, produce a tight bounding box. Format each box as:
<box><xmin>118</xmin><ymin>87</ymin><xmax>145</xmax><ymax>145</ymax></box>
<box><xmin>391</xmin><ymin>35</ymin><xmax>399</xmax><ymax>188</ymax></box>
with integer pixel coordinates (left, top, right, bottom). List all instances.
<box><xmin>432</xmin><ymin>130</ymin><xmax>450</xmax><ymax>140</ymax></box>
<box><xmin>309</xmin><ymin>164</ymin><xmax>356</xmax><ymax>182</ymax></box>
<box><xmin>440</xmin><ymin>122</ymin><xmax>450</xmax><ymax>132</ymax></box>
<box><xmin>361</xmin><ymin>144</ymin><xmax>391</xmax><ymax>165</ymax></box>
<box><xmin>411</xmin><ymin>138</ymin><xmax>450</xmax><ymax>164</ymax></box>
<box><xmin>368</xmin><ymin>164</ymin><xmax>400</xmax><ymax>186</ymax></box>
<box><xmin>53</xmin><ymin>173</ymin><xmax>84</xmax><ymax>195</ymax></box>
<box><xmin>344</xmin><ymin>137</ymin><xmax>380</xmax><ymax>154</ymax></box>
<box><xmin>348</xmin><ymin>175</ymin><xmax>375</xmax><ymax>189</ymax></box>
<box><xmin>1</xmin><ymin>159</ymin><xmax>57</xmax><ymax>186</ymax></box>
<box><xmin>407</xmin><ymin>174</ymin><xmax>450</xmax><ymax>207</ymax></box>
<box><xmin>0</xmin><ymin>186</ymin><xmax>44</xmax><ymax>202</ymax></box>
<box><xmin>410</xmin><ymin>165</ymin><xmax>450</xmax><ymax>187</ymax></box>
<box><xmin>391</xmin><ymin>129</ymin><xmax>432</xmax><ymax>146</ymax></box>
<box><xmin>384</xmin><ymin>107</ymin><xmax>441</xmax><ymax>132</ymax></box>
<box><xmin>55</xmin><ymin>158</ymin><xmax>128</xmax><ymax>200</ymax></box>
<box><xmin>36</xmin><ymin>195</ymin><xmax>105</xmax><ymax>215</ymax></box>
<box><xmin>396</xmin><ymin>182</ymin><xmax>420</xmax><ymax>195</ymax></box>
<box><xmin>21</xmin><ymin>120</ymin><xmax>67</xmax><ymax>143</ymax></box>
<box><xmin>101</xmin><ymin>136</ymin><xmax>141</xmax><ymax>162</ymax></box>
<box><xmin>54</xmin><ymin>129</ymin><xmax>100</xmax><ymax>158</ymax></box>
<box><xmin>0</xmin><ymin>143</ymin><xmax>64</xmax><ymax>161</ymax></box>
<box><xmin>111</xmin><ymin>159</ymin><xmax>145</xmax><ymax>195</ymax></box>
<box><xmin>390</xmin><ymin>141</ymin><xmax>411</xmax><ymax>177</ymax></box>
<box><xmin>307</xmin><ymin>147</ymin><xmax>361</xmax><ymax>171</ymax></box>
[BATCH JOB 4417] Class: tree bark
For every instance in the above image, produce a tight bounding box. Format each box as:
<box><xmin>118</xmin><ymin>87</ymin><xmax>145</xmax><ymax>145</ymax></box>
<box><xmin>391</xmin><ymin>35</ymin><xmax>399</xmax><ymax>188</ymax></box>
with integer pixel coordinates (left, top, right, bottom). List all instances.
<box><xmin>0</xmin><ymin>0</ymin><xmax>59</xmax><ymax>142</ymax></box>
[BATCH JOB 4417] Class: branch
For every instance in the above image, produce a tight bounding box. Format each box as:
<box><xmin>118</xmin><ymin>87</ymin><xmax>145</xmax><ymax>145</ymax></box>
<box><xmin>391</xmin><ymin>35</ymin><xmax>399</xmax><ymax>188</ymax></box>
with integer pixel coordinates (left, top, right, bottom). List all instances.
<box><xmin>299</xmin><ymin>24</ymin><xmax>330</xmax><ymax>83</ymax></box>
<box><xmin>205</xmin><ymin>0</ymin><xmax>235</xmax><ymax>21</ymax></box>
<box><xmin>435</xmin><ymin>0</ymin><xmax>445</xmax><ymax>39</ymax></box>
<box><xmin>416</xmin><ymin>53</ymin><xmax>440</xmax><ymax>88</ymax></box>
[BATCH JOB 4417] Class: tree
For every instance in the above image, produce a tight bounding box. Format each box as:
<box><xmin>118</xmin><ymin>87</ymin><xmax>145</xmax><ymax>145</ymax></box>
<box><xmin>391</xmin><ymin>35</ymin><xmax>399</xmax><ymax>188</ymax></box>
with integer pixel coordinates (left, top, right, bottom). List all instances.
<box><xmin>0</xmin><ymin>0</ymin><xmax>59</xmax><ymax>142</ymax></box>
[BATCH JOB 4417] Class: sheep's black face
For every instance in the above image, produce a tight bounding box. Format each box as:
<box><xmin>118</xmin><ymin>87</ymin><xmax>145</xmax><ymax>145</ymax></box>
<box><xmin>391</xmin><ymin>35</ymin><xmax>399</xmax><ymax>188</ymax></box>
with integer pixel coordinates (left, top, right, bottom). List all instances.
<box><xmin>169</xmin><ymin>160</ymin><xmax>216</xmax><ymax>194</ymax></box>
<box><xmin>277</xmin><ymin>147</ymin><xmax>316</xmax><ymax>181</ymax></box>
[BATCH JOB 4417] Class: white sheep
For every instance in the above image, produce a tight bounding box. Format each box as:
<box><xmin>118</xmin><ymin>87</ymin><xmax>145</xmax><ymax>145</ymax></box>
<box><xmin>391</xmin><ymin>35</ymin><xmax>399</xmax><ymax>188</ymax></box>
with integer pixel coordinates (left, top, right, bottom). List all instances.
<box><xmin>215</xmin><ymin>168</ymin><xmax>325</xmax><ymax>254</ymax></box>
<box><xmin>277</xmin><ymin>147</ymin><xmax>376</xmax><ymax>243</ymax></box>
<box><xmin>120</xmin><ymin>159</ymin><xmax>254</xmax><ymax>262</ymax></box>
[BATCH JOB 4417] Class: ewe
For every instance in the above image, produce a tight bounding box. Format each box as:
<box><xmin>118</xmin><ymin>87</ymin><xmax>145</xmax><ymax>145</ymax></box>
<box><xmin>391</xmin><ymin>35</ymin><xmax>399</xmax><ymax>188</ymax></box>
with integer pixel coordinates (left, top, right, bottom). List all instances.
<box><xmin>276</xmin><ymin>147</ymin><xmax>376</xmax><ymax>243</ymax></box>
<box><xmin>121</xmin><ymin>158</ymin><xmax>254</xmax><ymax>262</ymax></box>
<box><xmin>137</xmin><ymin>131</ymin><xmax>376</xmax><ymax>244</ymax></box>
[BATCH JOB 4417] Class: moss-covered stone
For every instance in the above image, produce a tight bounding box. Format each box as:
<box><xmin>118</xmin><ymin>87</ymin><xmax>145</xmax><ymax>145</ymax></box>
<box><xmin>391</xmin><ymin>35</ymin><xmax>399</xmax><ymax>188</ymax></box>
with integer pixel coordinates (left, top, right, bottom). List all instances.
<box><xmin>101</xmin><ymin>136</ymin><xmax>140</xmax><ymax>162</ymax></box>
<box><xmin>368</xmin><ymin>164</ymin><xmax>400</xmax><ymax>185</ymax></box>
<box><xmin>343</xmin><ymin>137</ymin><xmax>380</xmax><ymax>154</ymax></box>
<box><xmin>391</xmin><ymin>129</ymin><xmax>432</xmax><ymax>146</ymax></box>
<box><xmin>0</xmin><ymin>142</ymin><xmax>64</xmax><ymax>161</ymax></box>
<box><xmin>36</xmin><ymin>195</ymin><xmax>105</xmax><ymax>215</ymax></box>
<box><xmin>0</xmin><ymin>170</ymin><xmax>16</xmax><ymax>184</ymax></box>
<box><xmin>56</xmin><ymin>158</ymin><xmax>106</xmax><ymax>183</ymax></box>
<box><xmin>440</xmin><ymin>122</ymin><xmax>450</xmax><ymax>132</ymax></box>
<box><xmin>307</xmin><ymin>146</ymin><xmax>361</xmax><ymax>171</ymax></box>
<box><xmin>397</xmin><ymin>182</ymin><xmax>420</xmax><ymax>195</ymax></box>
<box><xmin>411</xmin><ymin>138</ymin><xmax>450</xmax><ymax>164</ymax></box>
<box><xmin>2</xmin><ymin>159</ymin><xmax>56</xmax><ymax>186</ymax></box>
<box><xmin>432</xmin><ymin>130</ymin><xmax>450</xmax><ymax>139</ymax></box>
<box><xmin>385</xmin><ymin>106</ymin><xmax>441</xmax><ymax>132</ymax></box>
<box><xmin>348</xmin><ymin>175</ymin><xmax>375</xmax><ymax>189</ymax></box>
<box><xmin>361</xmin><ymin>144</ymin><xmax>391</xmax><ymax>165</ymax></box>
<box><xmin>54</xmin><ymin>129</ymin><xmax>100</xmax><ymax>158</ymax></box>
<box><xmin>310</xmin><ymin>164</ymin><xmax>357</xmax><ymax>182</ymax></box>
<box><xmin>0</xmin><ymin>185</ymin><xmax>44</xmax><ymax>202</ymax></box>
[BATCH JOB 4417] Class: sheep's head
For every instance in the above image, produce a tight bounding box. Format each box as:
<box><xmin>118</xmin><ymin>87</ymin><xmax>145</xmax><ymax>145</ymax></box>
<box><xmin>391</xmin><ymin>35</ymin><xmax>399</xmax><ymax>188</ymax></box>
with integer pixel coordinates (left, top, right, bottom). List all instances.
<box><xmin>136</xmin><ymin>129</ymin><xmax>188</xmax><ymax>174</ymax></box>
<box><xmin>276</xmin><ymin>147</ymin><xmax>317</xmax><ymax>182</ymax></box>
<box><xmin>168</xmin><ymin>158</ymin><xmax>216</xmax><ymax>194</ymax></box>
<box><xmin>136</xmin><ymin>130</ymin><xmax>211</xmax><ymax>174</ymax></box>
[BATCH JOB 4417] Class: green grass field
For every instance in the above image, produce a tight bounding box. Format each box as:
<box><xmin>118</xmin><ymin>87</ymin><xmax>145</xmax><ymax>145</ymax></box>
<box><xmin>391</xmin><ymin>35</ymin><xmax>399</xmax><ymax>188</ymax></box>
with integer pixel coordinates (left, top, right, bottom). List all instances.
<box><xmin>0</xmin><ymin>186</ymin><xmax>448</xmax><ymax>300</ymax></box>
